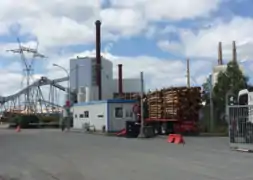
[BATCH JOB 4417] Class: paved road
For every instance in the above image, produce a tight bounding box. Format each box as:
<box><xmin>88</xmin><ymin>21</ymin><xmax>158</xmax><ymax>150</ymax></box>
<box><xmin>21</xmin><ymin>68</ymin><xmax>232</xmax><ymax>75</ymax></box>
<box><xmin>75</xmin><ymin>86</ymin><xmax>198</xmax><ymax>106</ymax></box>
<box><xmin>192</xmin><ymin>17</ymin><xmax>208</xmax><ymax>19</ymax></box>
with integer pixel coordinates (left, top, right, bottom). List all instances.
<box><xmin>0</xmin><ymin>129</ymin><xmax>253</xmax><ymax>180</ymax></box>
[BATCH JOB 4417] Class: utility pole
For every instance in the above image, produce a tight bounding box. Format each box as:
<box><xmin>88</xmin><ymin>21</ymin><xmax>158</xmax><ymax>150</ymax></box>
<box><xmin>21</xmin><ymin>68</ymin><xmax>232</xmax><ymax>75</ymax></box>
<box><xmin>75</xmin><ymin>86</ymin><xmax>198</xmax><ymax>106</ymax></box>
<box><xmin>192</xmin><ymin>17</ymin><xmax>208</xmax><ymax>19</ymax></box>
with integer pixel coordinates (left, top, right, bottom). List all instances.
<box><xmin>186</xmin><ymin>58</ymin><xmax>190</xmax><ymax>88</ymax></box>
<box><xmin>138</xmin><ymin>72</ymin><xmax>145</xmax><ymax>138</ymax></box>
<box><xmin>209</xmin><ymin>74</ymin><xmax>214</xmax><ymax>132</ymax></box>
<box><xmin>75</xmin><ymin>64</ymin><xmax>79</xmax><ymax>92</ymax></box>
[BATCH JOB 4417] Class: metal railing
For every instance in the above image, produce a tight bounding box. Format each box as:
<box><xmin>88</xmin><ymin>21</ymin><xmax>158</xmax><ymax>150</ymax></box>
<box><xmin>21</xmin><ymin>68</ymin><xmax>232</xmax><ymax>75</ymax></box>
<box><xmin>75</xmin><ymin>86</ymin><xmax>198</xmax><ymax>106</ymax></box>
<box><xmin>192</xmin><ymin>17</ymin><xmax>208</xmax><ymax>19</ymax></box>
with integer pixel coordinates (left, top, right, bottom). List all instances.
<box><xmin>228</xmin><ymin>105</ymin><xmax>253</xmax><ymax>151</ymax></box>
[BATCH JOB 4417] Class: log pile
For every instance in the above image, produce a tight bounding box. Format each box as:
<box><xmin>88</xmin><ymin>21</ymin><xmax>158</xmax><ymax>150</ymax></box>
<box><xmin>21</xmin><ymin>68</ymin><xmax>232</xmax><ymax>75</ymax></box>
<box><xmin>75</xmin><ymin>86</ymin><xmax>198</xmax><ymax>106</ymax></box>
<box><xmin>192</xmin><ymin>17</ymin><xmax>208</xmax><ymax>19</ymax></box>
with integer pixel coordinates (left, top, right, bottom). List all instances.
<box><xmin>146</xmin><ymin>86</ymin><xmax>201</xmax><ymax>120</ymax></box>
<box><xmin>146</xmin><ymin>90</ymin><xmax>163</xmax><ymax>118</ymax></box>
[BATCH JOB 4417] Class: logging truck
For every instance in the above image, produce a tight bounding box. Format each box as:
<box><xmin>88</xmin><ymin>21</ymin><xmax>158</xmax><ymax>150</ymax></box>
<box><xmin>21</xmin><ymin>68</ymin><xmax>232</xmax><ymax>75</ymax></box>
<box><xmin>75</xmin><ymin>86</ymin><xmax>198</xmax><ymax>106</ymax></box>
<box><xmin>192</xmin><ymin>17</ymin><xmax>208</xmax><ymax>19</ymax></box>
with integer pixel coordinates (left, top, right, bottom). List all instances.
<box><xmin>133</xmin><ymin>87</ymin><xmax>201</xmax><ymax>135</ymax></box>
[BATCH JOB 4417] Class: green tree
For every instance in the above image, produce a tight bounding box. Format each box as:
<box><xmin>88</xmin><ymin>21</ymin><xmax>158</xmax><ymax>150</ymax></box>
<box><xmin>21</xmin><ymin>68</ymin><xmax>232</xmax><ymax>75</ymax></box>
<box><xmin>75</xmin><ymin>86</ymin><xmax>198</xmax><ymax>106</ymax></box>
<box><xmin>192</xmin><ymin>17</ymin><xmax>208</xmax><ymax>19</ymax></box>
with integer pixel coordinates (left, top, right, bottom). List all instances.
<box><xmin>212</xmin><ymin>61</ymin><xmax>248</xmax><ymax>123</ymax></box>
<box><xmin>202</xmin><ymin>75</ymin><xmax>212</xmax><ymax>105</ymax></box>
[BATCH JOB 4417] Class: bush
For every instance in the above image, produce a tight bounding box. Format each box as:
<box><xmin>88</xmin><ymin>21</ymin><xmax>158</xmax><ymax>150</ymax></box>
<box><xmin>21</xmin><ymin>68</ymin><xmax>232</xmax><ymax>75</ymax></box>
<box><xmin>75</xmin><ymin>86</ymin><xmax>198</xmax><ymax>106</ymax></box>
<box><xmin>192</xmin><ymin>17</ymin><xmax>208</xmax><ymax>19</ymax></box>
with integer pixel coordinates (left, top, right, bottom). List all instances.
<box><xmin>39</xmin><ymin>116</ymin><xmax>59</xmax><ymax>123</ymax></box>
<box><xmin>9</xmin><ymin>115</ymin><xmax>40</xmax><ymax>128</ymax></box>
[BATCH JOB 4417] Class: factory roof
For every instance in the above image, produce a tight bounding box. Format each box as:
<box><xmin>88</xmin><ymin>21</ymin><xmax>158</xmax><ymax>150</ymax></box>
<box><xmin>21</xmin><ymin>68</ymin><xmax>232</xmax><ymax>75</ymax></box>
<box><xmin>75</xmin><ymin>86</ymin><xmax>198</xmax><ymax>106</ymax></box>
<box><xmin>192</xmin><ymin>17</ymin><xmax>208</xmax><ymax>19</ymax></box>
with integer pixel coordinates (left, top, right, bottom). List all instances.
<box><xmin>74</xmin><ymin>99</ymin><xmax>137</xmax><ymax>106</ymax></box>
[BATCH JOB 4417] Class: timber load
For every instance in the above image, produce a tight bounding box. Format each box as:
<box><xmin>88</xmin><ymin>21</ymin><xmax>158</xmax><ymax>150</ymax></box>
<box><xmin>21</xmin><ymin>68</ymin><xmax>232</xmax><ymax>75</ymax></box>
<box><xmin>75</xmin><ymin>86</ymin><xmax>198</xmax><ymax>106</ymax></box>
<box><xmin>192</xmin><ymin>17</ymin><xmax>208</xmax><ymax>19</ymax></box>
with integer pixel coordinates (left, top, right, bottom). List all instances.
<box><xmin>147</xmin><ymin>90</ymin><xmax>163</xmax><ymax>118</ymax></box>
<box><xmin>146</xmin><ymin>87</ymin><xmax>201</xmax><ymax>120</ymax></box>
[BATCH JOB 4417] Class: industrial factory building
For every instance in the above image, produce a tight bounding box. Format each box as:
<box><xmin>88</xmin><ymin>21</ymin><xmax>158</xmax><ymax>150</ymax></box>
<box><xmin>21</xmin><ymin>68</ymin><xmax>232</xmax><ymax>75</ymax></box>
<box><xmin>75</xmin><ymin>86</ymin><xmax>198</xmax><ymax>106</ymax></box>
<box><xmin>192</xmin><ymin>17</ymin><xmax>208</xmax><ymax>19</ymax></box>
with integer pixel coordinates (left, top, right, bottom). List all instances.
<box><xmin>69</xmin><ymin>56</ymin><xmax>141</xmax><ymax>101</ymax></box>
<box><xmin>69</xmin><ymin>56</ymin><xmax>141</xmax><ymax>131</ymax></box>
<box><xmin>72</xmin><ymin>99</ymin><xmax>137</xmax><ymax>132</ymax></box>
<box><xmin>69</xmin><ymin>20</ymin><xmax>141</xmax><ymax>132</ymax></box>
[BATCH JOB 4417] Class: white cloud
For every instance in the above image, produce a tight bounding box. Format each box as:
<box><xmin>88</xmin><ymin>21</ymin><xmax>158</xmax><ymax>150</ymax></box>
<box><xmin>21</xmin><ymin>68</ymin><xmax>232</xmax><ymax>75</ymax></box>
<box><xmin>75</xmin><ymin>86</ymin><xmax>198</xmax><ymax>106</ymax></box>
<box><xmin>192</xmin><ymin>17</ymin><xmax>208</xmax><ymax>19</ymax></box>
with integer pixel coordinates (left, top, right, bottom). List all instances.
<box><xmin>157</xmin><ymin>40</ymin><xmax>184</xmax><ymax>56</ymax></box>
<box><xmin>0</xmin><ymin>0</ymin><xmax>225</xmax><ymax>50</ymax></box>
<box><xmin>110</xmin><ymin>0</ymin><xmax>222</xmax><ymax>21</ymax></box>
<box><xmin>158</xmin><ymin>17</ymin><xmax>253</xmax><ymax>63</ymax></box>
<box><xmin>100</xmin><ymin>8</ymin><xmax>146</xmax><ymax>37</ymax></box>
<box><xmin>0</xmin><ymin>0</ymin><xmax>148</xmax><ymax>49</ymax></box>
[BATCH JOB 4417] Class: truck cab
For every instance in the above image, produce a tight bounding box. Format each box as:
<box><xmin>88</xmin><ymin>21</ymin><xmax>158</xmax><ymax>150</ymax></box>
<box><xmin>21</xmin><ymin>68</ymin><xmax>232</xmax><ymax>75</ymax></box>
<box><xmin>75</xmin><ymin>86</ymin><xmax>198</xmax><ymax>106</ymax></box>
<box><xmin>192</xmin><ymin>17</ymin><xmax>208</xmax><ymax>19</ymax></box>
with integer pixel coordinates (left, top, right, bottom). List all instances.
<box><xmin>236</xmin><ymin>89</ymin><xmax>253</xmax><ymax>142</ymax></box>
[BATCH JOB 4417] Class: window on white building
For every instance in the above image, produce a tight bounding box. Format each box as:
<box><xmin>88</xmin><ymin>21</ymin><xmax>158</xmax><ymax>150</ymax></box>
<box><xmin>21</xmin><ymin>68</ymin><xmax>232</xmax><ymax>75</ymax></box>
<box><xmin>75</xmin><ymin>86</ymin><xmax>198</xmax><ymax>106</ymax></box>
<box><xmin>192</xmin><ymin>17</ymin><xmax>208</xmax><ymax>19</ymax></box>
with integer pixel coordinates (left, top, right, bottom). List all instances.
<box><xmin>75</xmin><ymin>114</ymin><xmax>77</xmax><ymax>118</ymax></box>
<box><xmin>115</xmin><ymin>107</ymin><xmax>123</xmax><ymax>118</ymax></box>
<box><xmin>125</xmin><ymin>110</ymin><xmax>133</xmax><ymax>118</ymax></box>
<box><xmin>84</xmin><ymin>111</ymin><xmax>89</xmax><ymax>118</ymax></box>
<box><xmin>79</xmin><ymin>114</ymin><xmax>84</xmax><ymax>118</ymax></box>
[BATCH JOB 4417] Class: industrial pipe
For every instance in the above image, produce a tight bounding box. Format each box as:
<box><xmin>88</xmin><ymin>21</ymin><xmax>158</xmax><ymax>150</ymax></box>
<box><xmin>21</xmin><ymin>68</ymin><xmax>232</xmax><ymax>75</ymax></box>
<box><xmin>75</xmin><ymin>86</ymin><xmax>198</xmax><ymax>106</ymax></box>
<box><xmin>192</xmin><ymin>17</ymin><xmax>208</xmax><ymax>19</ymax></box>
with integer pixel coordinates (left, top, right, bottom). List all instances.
<box><xmin>95</xmin><ymin>20</ymin><xmax>102</xmax><ymax>100</ymax></box>
<box><xmin>118</xmin><ymin>64</ymin><xmax>123</xmax><ymax>95</ymax></box>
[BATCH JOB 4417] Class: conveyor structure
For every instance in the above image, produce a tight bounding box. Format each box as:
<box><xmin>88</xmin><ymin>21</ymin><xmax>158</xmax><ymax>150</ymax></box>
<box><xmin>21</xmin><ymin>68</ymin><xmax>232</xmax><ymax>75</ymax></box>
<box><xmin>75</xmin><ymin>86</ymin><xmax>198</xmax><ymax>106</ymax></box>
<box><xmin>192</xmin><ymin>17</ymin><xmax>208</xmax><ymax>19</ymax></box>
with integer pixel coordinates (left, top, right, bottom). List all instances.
<box><xmin>0</xmin><ymin>76</ymin><xmax>70</xmax><ymax>115</ymax></box>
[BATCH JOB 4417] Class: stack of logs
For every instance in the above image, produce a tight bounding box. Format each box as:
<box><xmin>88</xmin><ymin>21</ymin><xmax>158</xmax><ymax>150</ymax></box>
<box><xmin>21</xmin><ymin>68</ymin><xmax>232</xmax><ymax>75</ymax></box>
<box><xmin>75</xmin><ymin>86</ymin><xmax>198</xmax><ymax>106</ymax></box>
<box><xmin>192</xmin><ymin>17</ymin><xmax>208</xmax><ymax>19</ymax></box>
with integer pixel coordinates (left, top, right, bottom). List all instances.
<box><xmin>147</xmin><ymin>87</ymin><xmax>201</xmax><ymax>120</ymax></box>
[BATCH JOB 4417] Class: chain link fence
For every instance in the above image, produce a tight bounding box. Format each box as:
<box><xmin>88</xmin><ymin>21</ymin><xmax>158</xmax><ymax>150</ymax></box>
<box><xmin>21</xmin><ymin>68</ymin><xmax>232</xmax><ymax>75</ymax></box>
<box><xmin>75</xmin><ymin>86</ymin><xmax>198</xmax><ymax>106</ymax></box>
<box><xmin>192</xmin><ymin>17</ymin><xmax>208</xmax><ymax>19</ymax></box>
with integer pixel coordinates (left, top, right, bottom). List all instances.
<box><xmin>228</xmin><ymin>105</ymin><xmax>253</xmax><ymax>151</ymax></box>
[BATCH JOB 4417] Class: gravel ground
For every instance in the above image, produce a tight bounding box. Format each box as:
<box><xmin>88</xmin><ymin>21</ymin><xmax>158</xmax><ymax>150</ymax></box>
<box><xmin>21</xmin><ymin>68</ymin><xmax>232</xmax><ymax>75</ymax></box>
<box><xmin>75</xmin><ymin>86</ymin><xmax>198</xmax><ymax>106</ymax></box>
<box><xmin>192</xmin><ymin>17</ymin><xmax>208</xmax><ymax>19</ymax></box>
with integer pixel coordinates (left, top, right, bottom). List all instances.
<box><xmin>0</xmin><ymin>129</ymin><xmax>253</xmax><ymax>180</ymax></box>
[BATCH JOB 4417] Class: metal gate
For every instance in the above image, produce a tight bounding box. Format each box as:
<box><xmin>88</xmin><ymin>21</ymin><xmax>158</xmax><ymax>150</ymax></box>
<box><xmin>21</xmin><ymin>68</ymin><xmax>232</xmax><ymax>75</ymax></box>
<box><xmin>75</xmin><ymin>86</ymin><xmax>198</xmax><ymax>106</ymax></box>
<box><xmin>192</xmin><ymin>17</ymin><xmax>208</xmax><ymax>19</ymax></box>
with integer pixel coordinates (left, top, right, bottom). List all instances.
<box><xmin>228</xmin><ymin>105</ymin><xmax>253</xmax><ymax>151</ymax></box>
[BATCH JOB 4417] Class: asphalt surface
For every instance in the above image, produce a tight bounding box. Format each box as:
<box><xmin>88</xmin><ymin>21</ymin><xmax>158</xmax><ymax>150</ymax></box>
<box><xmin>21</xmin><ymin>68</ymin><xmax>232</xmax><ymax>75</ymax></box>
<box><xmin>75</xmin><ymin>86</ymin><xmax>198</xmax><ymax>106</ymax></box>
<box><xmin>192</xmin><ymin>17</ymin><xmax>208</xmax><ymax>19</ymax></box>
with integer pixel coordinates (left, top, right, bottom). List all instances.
<box><xmin>1</xmin><ymin>129</ymin><xmax>253</xmax><ymax>180</ymax></box>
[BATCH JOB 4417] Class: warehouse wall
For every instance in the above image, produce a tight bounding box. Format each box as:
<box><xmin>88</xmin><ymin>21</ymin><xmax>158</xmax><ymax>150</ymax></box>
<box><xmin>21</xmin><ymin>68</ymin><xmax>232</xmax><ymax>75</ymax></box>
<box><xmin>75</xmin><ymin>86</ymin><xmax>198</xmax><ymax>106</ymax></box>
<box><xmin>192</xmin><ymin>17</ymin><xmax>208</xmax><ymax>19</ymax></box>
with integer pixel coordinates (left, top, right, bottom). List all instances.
<box><xmin>72</xmin><ymin>102</ymin><xmax>107</xmax><ymax>131</ymax></box>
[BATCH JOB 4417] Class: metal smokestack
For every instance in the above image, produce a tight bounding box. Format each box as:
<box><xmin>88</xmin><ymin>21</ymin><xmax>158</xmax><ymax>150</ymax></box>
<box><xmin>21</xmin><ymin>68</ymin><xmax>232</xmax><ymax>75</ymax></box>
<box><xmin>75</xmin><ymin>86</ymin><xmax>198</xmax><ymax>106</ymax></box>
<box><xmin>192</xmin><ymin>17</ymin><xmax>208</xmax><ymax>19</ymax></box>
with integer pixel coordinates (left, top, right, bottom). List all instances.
<box><xmin>118</xmin><ymin>64</ymin><xmax>123</xmax><ymax>96</ymax></box>
<box><xmin>218</xmin><ymin>42</ymin><xmax>223</xmax><ymax>65</ymax></box>
<box><xmin>233</xmin><ymin>41</ymin><xmax>237</xmax><ymax>62</ymax></box>
<box><xmin>95</xmin><ymin>20</ymin><xmax>102</xmax><ymax>100</ymax></box>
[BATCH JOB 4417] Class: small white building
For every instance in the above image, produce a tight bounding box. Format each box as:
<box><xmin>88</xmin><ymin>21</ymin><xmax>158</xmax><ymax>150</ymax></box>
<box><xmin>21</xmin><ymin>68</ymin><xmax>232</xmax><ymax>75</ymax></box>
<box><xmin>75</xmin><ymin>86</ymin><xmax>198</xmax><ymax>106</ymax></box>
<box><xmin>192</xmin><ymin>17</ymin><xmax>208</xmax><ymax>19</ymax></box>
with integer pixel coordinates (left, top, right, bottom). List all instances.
<box><xmin>72</xmin><ymin>99</ymin><xmax>137</xmax><ymax>132</ymax></box>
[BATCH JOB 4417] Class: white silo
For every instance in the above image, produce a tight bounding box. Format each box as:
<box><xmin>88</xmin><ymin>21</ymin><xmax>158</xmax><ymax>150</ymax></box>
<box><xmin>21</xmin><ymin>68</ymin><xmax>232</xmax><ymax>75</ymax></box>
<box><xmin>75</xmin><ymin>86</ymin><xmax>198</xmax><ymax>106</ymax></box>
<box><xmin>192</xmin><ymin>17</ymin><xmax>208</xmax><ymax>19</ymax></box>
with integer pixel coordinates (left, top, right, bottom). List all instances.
<box><xmin>85</xmin><ymin>86</ymin><xmax>90</xmax><ymax>102</ymax></box>
<box><xmin>77</xmin><ymin>87</ymin><xmax>85</xmax><ymax>102</ymax></box>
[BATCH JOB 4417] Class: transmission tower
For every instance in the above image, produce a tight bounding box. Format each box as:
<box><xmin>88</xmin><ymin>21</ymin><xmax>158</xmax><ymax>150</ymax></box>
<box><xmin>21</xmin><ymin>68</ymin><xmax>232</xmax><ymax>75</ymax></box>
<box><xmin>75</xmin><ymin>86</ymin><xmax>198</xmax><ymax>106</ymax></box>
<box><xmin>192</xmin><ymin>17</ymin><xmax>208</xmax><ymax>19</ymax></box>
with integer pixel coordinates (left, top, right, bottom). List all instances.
<box><xmin>7</xmin><ymin>38</ymin><xmax>46</xmax><ymax>114</ymax></box>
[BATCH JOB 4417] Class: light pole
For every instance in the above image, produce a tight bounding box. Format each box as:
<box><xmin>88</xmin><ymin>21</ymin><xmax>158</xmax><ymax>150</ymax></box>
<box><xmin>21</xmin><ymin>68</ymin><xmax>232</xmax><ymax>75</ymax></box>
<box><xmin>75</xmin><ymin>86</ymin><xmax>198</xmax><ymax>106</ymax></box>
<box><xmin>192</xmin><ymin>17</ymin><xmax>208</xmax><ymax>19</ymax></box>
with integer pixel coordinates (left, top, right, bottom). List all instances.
<box><xmin>53</xmin><ymin>63</ymin><xmax>71</xmax><ymax>130</ymax></box>
<box><xmin>53</xmin><ymin>64</ymin><xmax>70</xmax><ymax>103</ymax></box>
<box><xmin>207</xmin><ymin>74</ymin><xmax>214</xmax><ymax>132</ymax></box>
<box><xmin>52</xmin><ymin>63</ymin><xmax>84</xmax><ymax>130</ymax></box>
<box><xmin>138</xmin><ymin>72</ymin><xmax>145</xmax><ymax>138</ymax></box>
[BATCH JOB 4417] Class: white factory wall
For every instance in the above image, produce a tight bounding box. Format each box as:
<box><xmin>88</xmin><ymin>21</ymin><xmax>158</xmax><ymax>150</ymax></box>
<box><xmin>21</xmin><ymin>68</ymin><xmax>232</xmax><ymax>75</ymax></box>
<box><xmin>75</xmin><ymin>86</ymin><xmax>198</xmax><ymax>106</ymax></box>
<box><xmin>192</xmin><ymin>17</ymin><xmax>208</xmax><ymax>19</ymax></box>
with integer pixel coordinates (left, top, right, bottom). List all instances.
<box><xmin>112</xmin><ymin>78</ymin><xmax>141</xmax><ymax>93</ymax></box>
<box><xmin>101</xmin><ymin>58</ymin><xmax>113</xmax><ymax>99</ymax></box>
<box><xmin>70</xmin><ymin>57</ymin><xmax>92</xmax><ymax>91</ymax></box>
<box><xmin>72</xmin><ymin>100</ymin><xmax>137</xmax><ymax>132</ymax></box>
<box><xmin>70</xmin><ymin>57</ymin><xmax>113</xmax><ymax>101</ymax></box>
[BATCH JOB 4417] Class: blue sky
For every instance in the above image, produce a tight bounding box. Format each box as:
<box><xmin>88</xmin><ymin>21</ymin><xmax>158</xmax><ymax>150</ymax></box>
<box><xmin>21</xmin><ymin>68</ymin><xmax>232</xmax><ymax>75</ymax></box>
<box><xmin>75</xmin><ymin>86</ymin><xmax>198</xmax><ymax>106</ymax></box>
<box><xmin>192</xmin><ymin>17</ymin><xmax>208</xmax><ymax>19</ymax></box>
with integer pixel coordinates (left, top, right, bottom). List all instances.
<box><xmin>1</xmin><ymin>0</ymin><xmax>253</xmax><ymax>96</ymax></box>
